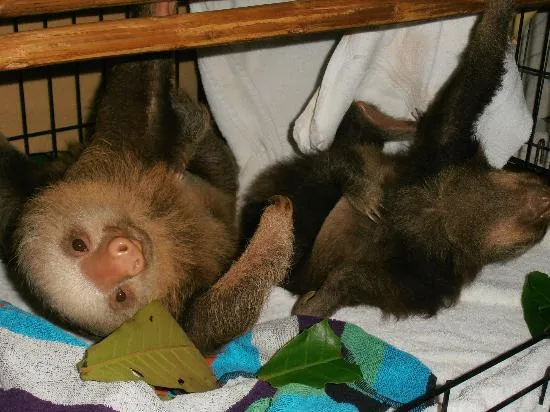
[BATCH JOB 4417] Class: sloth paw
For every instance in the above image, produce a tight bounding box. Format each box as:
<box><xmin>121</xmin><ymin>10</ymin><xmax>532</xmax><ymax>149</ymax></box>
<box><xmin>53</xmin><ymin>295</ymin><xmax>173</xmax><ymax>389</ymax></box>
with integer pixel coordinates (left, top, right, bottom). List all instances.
<box><xmin>292</xmin><ymin>290</ymin><xmax>335</xmax><ymax>318</ymax></box>
<box><xmin>346</xmin><ymin>186</ymin><xmax>384</xmax><ymax>223</ymax></box>
<box><xmin>267</xmin><ymin>194</ymin><xmax>293</xmax><ymax>214</ymax></box>
<box><xmin>242</xmin><ymin>195</ymin><xmax>294</xmax><ymax>284</ymax></box>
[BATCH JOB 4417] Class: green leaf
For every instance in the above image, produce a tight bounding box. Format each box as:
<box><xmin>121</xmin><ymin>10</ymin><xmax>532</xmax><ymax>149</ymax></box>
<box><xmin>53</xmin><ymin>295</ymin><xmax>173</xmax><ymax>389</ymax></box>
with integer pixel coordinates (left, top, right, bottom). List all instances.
<box><xmin>77</xmin><ymin>300</ymin><xmax>217</xmax><ymax>393</ymax></box>
<box><xmin>257</xmin><ymin>319</ymin><xmax>362</xmax><ymax>388</ymax></box>
<box><xmin>521</xmin><ymin>271</ymin><xmax>550</xmax><ymax>337</ymax></box>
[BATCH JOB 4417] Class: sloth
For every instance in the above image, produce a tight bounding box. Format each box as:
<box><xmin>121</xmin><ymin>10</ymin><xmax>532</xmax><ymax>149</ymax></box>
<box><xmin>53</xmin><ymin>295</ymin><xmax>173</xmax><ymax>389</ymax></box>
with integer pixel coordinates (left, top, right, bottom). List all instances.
<box><xmin>241</xmin><ymin>0</ymin><xmax>550</xmax><ymax>318</ymax></box>
<box><xmin>3</xmin><ymin>1</ymin><xmax>294</xmax><ymax>355</ymax></box>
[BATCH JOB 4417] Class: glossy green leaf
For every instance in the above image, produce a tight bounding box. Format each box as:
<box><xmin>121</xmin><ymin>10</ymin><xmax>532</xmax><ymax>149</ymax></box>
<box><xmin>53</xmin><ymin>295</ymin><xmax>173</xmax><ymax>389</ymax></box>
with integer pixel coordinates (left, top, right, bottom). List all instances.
<box><xmin>257</xmin><ymin>319</ymin><xmax>362</xmax><ymax>388</ymax></box>
<box><xmin>77</xmin><ymin>300</ymin><xmax>217</xmax><ymax>393</ymax></box>
<box><xmin>521</xmin><ymin>271</ymin><xmax>550</xmax><ymax>337</ymax></box>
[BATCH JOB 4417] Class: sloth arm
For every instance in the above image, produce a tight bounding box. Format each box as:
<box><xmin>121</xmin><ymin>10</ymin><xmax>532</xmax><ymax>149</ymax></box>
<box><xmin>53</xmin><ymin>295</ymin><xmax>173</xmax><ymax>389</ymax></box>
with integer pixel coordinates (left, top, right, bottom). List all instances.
<box><xmin>329</xmin><ymin>102</ymin><xmax>413</xmax><ymax>221</ymax></box>
<box><xmin>183</xmin><ymin>196</ymin><xmax>294</xmax><ymax>355</ymax></box>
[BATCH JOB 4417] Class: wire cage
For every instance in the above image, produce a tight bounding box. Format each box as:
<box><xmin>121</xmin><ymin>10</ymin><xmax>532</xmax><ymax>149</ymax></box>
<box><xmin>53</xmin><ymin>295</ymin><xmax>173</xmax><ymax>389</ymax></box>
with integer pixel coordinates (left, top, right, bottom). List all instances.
<box><xmin>0</xmin><ymin>4</ymin><xmax>197</xmax><ymax>161</ymax></box>
<box><xmin>0</xmin><ymin>2</ymin><xmax>549</xmax><ymax>411</ymax></box>
<box><xmin>506</xmin><ymin>10</ymin><xmax>550</xmax><ymax>177</ymax></box>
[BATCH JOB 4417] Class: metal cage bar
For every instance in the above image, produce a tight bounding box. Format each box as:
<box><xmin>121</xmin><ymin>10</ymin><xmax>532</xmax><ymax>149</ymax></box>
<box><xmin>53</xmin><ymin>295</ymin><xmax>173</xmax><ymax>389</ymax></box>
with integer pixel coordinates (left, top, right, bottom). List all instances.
<box><xmin>523</xmin><ymin>13</ymin><xmax>550</xmax><ymax>164</ymax></box>
<box><xmin>397</xmin><ymin>333</ymin><xmax>550</xmax><ymax>411</ymax></box>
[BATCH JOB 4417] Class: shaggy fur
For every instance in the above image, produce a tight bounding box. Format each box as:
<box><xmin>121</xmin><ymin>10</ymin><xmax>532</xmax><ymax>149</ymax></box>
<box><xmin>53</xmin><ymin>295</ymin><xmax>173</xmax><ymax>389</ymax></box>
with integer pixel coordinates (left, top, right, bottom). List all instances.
<box><xmin>0</xmin><ymin>136</ymin><xmax>82</xmax><ymax>260</ymax></box>
<box><xmin>241</xmin><ymin>0</ymin><xmax>550</xmax><ymax>318</ymax></box>
<box><xmin>8</xmin><ymin>1</ymin><xmax>294</xmax><ymax>355</ymax></box>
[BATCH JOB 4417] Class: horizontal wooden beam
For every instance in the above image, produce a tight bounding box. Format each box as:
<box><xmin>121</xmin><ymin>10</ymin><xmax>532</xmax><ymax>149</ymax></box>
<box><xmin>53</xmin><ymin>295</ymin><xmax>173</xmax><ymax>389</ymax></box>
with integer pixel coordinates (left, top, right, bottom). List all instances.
<box><xmin>0</xmin><ymin>0</ymin><xmax>548</xmax><ymax>18</ymax></box>
<box><xmin>0</xmin><ymin>0</ymin><xmax>153</xmax><ymax>18</ymax></box>
<box><xmin>0</xmin><ymin>0</ymin><xmax>549</xmax><ymax>72</ymax></box>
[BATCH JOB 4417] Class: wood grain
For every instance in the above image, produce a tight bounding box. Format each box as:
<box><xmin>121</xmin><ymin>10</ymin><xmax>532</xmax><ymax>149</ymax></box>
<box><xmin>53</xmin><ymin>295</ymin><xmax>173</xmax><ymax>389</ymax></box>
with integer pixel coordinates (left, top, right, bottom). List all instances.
<box><xmin>0</xmin><ymin>0</ymin><xmax>549</xmax><ymax>71</ymax></box>
<box><xmin>0</xmin><ymin>0</ymin><xmax>153</xmax><ymax>17</ymax></box>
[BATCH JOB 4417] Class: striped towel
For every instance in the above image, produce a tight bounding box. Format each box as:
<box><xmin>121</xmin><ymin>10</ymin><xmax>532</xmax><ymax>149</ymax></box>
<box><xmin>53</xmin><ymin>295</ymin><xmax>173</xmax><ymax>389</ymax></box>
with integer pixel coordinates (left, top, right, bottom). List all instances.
<box><xmin>0</xmin><ymin>300</ymin><xmax>435</xmax><ymax>411</ymax></box>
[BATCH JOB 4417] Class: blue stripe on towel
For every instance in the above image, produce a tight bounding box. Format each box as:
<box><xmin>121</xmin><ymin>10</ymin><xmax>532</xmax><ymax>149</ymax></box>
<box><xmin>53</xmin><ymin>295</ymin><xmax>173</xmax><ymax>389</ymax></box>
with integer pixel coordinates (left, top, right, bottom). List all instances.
<box><xmin>265</xmin><ymin>384</ymin><xmax>358</xmax><ymax>412</ymax></box>
<box><xmin>211</xmin><ymin>331</ymin><xmax>261</xmax><ymax>381</ymax></box>
<box><xmin>0</xmin><ymin>300</ymin><xmax>87</xmax><ymax>347</ymax></box>
<box><xmin>373</xmin><ymin>344</ymin><xmax>431</xmax><ymax>403</ymax></box>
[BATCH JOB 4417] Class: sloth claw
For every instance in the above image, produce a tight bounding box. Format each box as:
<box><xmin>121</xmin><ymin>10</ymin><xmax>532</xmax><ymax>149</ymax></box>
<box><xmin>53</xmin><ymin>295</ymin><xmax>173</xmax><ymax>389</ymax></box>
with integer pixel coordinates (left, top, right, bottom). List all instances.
<box><xmin>267</xmin><ymin>195</ymin><xmax>293</xmax><ymax>213</ymax></box>
<box><xmin>347</xmin><ymin>190</ymin><xmax>383</xmax><ymax>223</ymax></box>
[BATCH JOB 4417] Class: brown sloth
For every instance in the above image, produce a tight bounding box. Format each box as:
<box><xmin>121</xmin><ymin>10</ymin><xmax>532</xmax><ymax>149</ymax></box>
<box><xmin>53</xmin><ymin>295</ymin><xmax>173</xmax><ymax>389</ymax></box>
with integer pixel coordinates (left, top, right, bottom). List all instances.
<box><xmin>3</xmin><ymin>2</ymin><xmax>294</xmax><ymax>355</ymax></box>
<box><xmin>241</xmin><ymin>0</ymin><xmax>550</xmax><ymax>318</ymax></box>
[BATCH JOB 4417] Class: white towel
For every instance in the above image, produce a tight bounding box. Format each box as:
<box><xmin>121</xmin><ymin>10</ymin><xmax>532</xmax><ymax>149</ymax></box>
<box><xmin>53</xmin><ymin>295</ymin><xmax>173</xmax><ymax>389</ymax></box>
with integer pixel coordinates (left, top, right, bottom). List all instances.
<box><xmin>190</xmin><ymin>0</ymin><xmax>338</xmax><ymax>198</ymax></box>
<box><xmin>191</xmin><ymin>2</ymin><xmax>532</xmax><ymax>196</ymax></box>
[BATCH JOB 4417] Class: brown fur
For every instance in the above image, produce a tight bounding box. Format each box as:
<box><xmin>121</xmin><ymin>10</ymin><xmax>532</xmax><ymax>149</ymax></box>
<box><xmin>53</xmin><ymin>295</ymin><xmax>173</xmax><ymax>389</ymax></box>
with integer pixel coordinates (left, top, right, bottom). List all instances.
<box><xmin>9</xmin><ymin>1</ymin><xmax>294</xmax><ymax>355</ymax></box>
<box><xmin>242</xmin><ymin>0</ymin><xmax>550</xmax><ymax>319</ymax></box>
<box><xmin>0</xmin><ymin>135</ymin><xmax>83</xmax><ymax>260</ymax></box>
<box><xmin>184</xmin><ymin>196</ymin><xmax>294</xmax><ymax>353</ymax></box>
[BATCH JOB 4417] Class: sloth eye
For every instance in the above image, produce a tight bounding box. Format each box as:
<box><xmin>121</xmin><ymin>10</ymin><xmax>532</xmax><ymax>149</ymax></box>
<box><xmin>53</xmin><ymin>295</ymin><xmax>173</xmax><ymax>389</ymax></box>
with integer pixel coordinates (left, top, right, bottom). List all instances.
<box><xmin>115</xmin><ymin>288</ymin><xmax>127</xmax><ymax>303</ymax></box>
<box><xmin>71</xmin><ymin>238</ymin><xmax>88</xmax><ymax>253</ymax></box>
<box><xmin>109</xmin><ymin>287</ymin><xmax>134</xmax><ymax>311</ymax></box>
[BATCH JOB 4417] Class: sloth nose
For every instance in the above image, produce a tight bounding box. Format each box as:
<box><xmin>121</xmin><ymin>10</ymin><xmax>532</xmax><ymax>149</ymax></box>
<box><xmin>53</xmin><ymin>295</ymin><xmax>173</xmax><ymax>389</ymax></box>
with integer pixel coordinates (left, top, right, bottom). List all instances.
<box><xmin>81</xmin><ymin>236</ymin><xmax>145</xmax><ymax>292</ymax></box>
<box><xmin>107</xmin><ymin>237</ymin><xmax>144</xmax><ymax>276</ymax></box>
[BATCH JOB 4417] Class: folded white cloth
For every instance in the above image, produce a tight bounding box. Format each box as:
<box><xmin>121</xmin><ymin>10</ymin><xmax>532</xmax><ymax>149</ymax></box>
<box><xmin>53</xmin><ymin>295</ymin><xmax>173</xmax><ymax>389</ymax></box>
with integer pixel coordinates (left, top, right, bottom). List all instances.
<box><xmin>294</xmin><ymin>18</ymin><xmax>532</xmax><ymax>168</ymax></box>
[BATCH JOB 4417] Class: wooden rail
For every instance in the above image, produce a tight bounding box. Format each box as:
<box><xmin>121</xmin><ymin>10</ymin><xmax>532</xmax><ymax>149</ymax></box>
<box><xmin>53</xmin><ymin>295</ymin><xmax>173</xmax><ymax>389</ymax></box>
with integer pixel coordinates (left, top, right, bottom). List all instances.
<box><xmin>0</xmin><ymin>0</ymin><xmax>549</xmax><ymax>71</ymax></box>
<box><xmin>0</xmin><ymin>0</ymin><xmax>154</xmax><ymax>18</ymax></box>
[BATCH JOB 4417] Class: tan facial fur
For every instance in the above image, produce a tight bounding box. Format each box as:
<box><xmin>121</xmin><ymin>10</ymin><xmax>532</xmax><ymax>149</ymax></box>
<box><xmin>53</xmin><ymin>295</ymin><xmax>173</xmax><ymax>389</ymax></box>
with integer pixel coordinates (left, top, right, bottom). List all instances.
<box><xmin>16</xmin><ymin>159</ymin><xmax>236</xmax><ymax>336</ymax></box>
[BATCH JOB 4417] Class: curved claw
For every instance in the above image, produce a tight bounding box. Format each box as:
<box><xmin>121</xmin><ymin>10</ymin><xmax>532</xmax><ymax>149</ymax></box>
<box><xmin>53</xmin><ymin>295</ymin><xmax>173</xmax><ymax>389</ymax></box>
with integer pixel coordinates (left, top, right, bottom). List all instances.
<box><xmin>348</xmin><ymin>195</ymin><xmax>383</xmax><ymax>223</ymax></box>
<box><xmin>366</xmin><ymin>210</ymin><xmax>379</xmax><ymax>223</ymax></box>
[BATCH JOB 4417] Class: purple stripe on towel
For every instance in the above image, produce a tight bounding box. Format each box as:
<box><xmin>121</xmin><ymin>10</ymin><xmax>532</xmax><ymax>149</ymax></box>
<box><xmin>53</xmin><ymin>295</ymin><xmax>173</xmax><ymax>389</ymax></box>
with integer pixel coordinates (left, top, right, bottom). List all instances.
<box><xmin>226</xmin><ymin>381</ymin><xmax>276</xmax><ymax>412</ymax></box>
<box><xmin>0</xmin><ymin>388</ymin><xmax>116</xmax><ymax>412</ymax></box>
<box><xmin>297</xmin><ymin>316</ymin><xmax>345</xmax><ymax>336</ymax></box>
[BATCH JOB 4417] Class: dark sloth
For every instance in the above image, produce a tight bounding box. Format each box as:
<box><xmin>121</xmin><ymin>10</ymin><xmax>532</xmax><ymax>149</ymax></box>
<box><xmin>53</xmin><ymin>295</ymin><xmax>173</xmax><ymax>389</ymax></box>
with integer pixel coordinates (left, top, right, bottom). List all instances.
<box><xmin>241</xmin><ymin>0</ymin><xmax>550</xmax><ymax>318</ymax></box>
<box><xmin>2</xmin><ymin>1</ymin><xmax>294</xmax><ymax>355</ymax></box>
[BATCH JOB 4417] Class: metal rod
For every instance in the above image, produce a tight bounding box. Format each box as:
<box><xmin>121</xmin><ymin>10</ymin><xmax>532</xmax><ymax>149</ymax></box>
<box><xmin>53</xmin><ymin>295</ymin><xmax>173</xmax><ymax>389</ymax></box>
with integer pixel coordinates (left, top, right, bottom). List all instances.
<box><xmin>441</xmin><ymin>389</ymin><xmax>450</xmax><ymax>411</ymax></box>
<box><xmin>524</xmin><ymin>14</ymin><xmax>550</xmax><ymax>164</ymax></box>
<box><xmin>13</xmin><ymin>18</ymin><xmax>30</xmax><ymax>155</ymax></box>
<box><xmin>486</xmin><ymin>374</ymin><xmax>550</xmax><ymax>411</ymax></box>
<box><xmin>7</xmin><ymin>123</ymin><xmax>94</xmax><ymax>141</ymax></box>
<box><xmin>539</xmin><ymin>367</ymin><xmax>550</xmax><ymax>405</ymax></box>
<box><xmin>516</xmin><ymin>64</ymin><xmax>550</xmax><ymax>79</ymax></box>
<box><xmin>72</xmin><ymin>12</ymin><xmax>85</xmax><ymax>144</ymax></box>
<box><xmin>515</xmin><ymin>12</ymin><xmax>526</xmax><ymax>64</ymax></box>
<box><xmin>397</xmin><ymin>333</ymin><xmax>550</xmax><ymax>411</ymax></box>
<box><xmin>43</xmin><ymin>17</ymin><xmax>58</xmax><ymax>158</ymax></box>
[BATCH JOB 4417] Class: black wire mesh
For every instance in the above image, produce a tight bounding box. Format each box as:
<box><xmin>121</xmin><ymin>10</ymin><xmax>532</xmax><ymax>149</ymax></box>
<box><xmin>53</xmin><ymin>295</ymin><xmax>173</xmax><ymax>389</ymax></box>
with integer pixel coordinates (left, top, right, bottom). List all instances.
<box><xmin>507</xmin><ymin>9</ymin><xmax>550</xmax><ymax>177</ymax></box>
<box><xmin>2</xmin><ymin>5</ymin><xmax>190</xmax><ymax>160</ymax></box>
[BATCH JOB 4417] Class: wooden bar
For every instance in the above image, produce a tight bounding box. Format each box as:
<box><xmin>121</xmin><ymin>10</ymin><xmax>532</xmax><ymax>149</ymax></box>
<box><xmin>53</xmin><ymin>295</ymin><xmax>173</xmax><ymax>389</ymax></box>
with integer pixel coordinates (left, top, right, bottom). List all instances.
<box><xmin>0</xmin><ymin>0</ymin><xmax>548</xmax><ymax>18</ymax></box>
<box><xmin>0</xmin><ymin>0</ymin><xmax>153</xmax><ymax>18</ymax></box>
<box><xmin>0</xmin><ymin>0</ymin><xmax>549</xmax><ymax>72</ymax></box>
